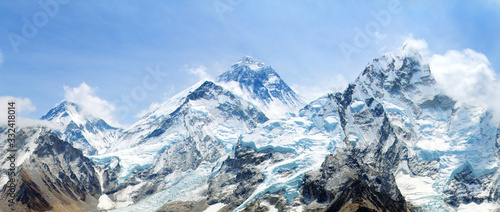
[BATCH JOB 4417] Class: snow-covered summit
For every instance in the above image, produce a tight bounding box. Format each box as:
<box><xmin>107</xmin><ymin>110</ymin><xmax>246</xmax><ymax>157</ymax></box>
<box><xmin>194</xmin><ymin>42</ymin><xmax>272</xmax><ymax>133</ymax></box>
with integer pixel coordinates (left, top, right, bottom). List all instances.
<box><xmin>41</xmin><ymin>101</ymin><xmax>81</xmax><ymax>125</ymax></box>
<box><xmin>355</xmin><ymin>42</ymin><xmax>436</xmax><ymax>106</ymax></box>
<box><xmin>206</xmin><ymin>45</ymin><xmax>500</xmax><ymax>211</ymax></box>
<box><xmin>233</xmin><ymin>55</ymin><xmax>266</xmax><ymax>70</ymax></box>
<box><xmin>102</xmin><ymin>79</ymin><xmax>268</xmax><ymax>184</ymax></box>
<box><xmin>363</xmin><ymin>40</ymin><xmax>428</xmax><ymax>75</ymax></box>
<box><xmin>4</xmin><ymin>43</ymin><xmax>499</xmax><ymax>212</ymax></box>
<box><xmin>41</xmin><ymin>101</ymin><xmax>121</xmax><ymax>155</ymax></box>
<box><xmin>217</xmin><ymin>56</ymin><xmax>305</xmax><ymax>118</ymax></box>
<box><xmin>392</xmin><ymin>39</ymin><xmax>427</xmax><ymax>61</ymax></box>
<box><xmin>345</xmin><ymin>43</ymin><xmax>500</xmax><ymax>210</ymax></box>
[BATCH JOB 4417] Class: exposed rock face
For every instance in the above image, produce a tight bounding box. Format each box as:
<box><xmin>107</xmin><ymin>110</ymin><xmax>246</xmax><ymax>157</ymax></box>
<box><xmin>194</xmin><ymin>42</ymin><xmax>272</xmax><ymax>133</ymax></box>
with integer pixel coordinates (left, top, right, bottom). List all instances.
<box><xmin>443</xmin><ymin>162</ymin><xmax>493</xmax><ymax>207</ymax></box>
<box><xmin>144</xmin><ymin>81</ymin><xmax>268</xmax><ymax>172</ymax></box>
<box><xmin>100</xmin><ymin>157</ymin><xmax>121</xmax><ymax>195</ymax></box>
<box><xmin>2</xmin><ymin>46</ymin><xmax>500</xmax><ymax>211</ymax></box>
<box><xmin>102</xmin><ymin>81</ymin><xmax>269</xmax><ymax>207</ymax></box>
<box><xmin>201</xmin><ymin>44</ymin><xmax>500</xmax><ymax>211</ymax></box>
<box><xmin>330</xmin><ymin>44</ymin><xmax>500</xmax><ymax>210</ymax></box>
<box><xmin>207</xmin><ymin>141</ymin><xmax>270</xmax><ymax>211</ymax></box>
<box><xmin>302</xmin><ymin>151</ymin><xmax>407</xmax><ymax>212</ymax></box>
<box><xmin>0</xmin><ymin>128</ymin><xmax>101</xmax><ymax>212</ymax></box>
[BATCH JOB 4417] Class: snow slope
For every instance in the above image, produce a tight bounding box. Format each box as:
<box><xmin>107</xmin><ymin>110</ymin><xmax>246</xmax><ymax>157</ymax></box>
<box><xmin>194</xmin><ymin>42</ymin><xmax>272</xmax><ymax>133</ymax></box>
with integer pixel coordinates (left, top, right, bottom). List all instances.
<box><xmin>351</xmin><ymin>43</ymin><xmax>500</xmax><ymax>210</ymax></box>
<box><xmin>206</xmin><ymin>44</ymin><xmax>500</xmax><ymax>211</ymax></box>
<box><xmin>217</xmin><ymin>56</ymin><xmax>306</xmax><ymax>119</ymax></box>
<box><xmin>98</xmin><ymin>81</ymin><xmax>268</xmax><ymax>209</ymax></box>
<box><xmin>41</xmin><ymin>101</ymin><xmax>122</xmax><ymax>155</ymax></box>
<box><xmin>206</xmin><ymin>93</ymin><xmax>345</xmax><ymax>211</ymax></box>
<box><xmin>2</xmin><ymin>46</ymin><xmax>499</xmax><ymax>211</ymax></box>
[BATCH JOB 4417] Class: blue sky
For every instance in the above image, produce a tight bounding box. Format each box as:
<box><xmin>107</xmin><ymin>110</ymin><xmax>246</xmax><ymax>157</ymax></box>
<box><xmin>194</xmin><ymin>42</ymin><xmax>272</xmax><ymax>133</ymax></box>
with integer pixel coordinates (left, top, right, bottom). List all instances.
<box><xmin>1</xmin><ymin>0</ymin><xmax>499</xmax><ymax>126</ymax></box>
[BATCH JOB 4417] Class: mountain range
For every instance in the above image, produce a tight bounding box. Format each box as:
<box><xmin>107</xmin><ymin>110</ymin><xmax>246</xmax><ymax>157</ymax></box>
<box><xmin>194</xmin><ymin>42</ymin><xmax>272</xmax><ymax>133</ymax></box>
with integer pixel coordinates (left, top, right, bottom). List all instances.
<box><xmin>1</xmin><ymin>43</ymin><xmax>499</xmax><ymax>211</ymax></box>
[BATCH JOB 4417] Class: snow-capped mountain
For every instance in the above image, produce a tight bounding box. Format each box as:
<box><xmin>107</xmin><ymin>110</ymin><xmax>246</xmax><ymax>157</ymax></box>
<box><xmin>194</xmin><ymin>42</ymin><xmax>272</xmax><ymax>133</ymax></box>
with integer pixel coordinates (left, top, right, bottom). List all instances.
<box><xmin>92</xmin><ymin>57</ymin><xmax>308</xmax><ymax>210</ymax></box>
<box><xmin>205</xmin><ymin>92</ymin><xmax>346</xmax><ymax>211</ymax></box>
<box><xmin>98</xmin><ymin>80</ymin><xmax>268</xmax><ymax>210</ymax></box>
<box><xmin>41</xmin><ymin>101</ymin><xmax>122</xmax><ymax>155</ymax></box>
<box><xmin>203</xmin><ymin>44</ymin><xmax>500</xmax><ymax>211</ymax></box>
<box><xmin>92</xmin><ymin>57</ymin><xmax>309</xmax><ymax>211</ymax></box>
<box><xmin>0</xmin><ymin>127</ymin><xmax>101</xmax><ymax>211</ymax></box>
<box><xmin>1</xmin><ymin>43</ymin><xmax>499</xmax><ymax>212</ymax></box>
<box><xmin>349</xmin><ymin>43</ymin><xmax>499</xmax><ymax>210</ymax></box>
<box><xmin>217</xmin><ymin>56</ymin><xmax>306</xmax><ymax>118</ymax></box>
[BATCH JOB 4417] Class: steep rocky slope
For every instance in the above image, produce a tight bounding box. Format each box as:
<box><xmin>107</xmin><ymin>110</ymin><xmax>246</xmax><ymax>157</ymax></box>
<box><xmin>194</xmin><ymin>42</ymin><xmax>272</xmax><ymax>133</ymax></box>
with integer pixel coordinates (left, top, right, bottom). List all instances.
<box><xmin>0</xmin><ymin>127</ymin><xmax>101</xmax><ymax>212</ymax></box>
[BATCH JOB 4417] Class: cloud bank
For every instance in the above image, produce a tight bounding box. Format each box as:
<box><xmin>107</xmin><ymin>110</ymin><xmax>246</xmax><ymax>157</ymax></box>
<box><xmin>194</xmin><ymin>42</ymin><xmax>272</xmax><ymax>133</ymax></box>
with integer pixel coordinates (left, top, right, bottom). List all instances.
<box><xmin>429</xmin><ymin>48</ymin><xmax>500</xmax><ymax>121</ymax></box>
<box><xmin>64</xmin><ymin>82</ymin><xmax>120</xmax><ymax>127</ymax></box>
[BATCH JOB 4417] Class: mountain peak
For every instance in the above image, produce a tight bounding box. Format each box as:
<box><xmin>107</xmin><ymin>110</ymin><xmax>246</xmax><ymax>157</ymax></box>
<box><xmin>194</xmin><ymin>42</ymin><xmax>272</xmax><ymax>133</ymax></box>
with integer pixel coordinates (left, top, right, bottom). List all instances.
<box><xmin>216</xmin><ymin>56</ymin><xmax>304</xmax><ymax>118</ymax></box>
<box><xmin>389</xmin><ymin>38</ymin><xmax>428</xmax><ymax>64</ymax></box>
<box><xmin>40</xmin><ymin>100</ymin><xmax>121</xmax><ymax>155</ymax></box>
<box><xmin>218</xmin><ymin>56</ymin><xmax>278</xmax><ymax>84</ymax></box>
<box><xmin>355</xmin><ymin>41</ymin><xmax>435</xmax><ymax>98</ymax></box>
<box><xmin>234</xmin><ymin>55</ymin><xmax>266</xmax><ymax>70</ymax></box>
<box><xmin>59</xmin><ymin>100</ymin><xmax>77</xmax><ymax>108</ymax></box>
<box><xmin>360</xmin><ymin>39</ymin><xmax>431</xmax><ymax>78</ymax></box>
<box><xmin>41</xmin><ymin>101</ymin><xmax>79</xmax><ymax>122</ymax></box>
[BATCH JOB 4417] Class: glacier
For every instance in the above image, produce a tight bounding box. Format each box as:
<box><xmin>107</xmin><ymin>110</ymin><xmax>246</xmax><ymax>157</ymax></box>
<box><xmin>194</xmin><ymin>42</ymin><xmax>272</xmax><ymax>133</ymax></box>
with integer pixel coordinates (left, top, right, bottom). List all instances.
<box><xmin>1</xmin><ymin>46</ymin><xmax>499</xmax><ymax>211</ymax></box>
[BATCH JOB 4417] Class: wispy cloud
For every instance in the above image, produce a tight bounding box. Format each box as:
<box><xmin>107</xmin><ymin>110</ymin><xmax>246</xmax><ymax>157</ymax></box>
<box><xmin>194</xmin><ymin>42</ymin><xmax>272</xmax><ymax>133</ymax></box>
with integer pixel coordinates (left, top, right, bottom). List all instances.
<box><xmin>0</xmin><ymin>96</ymin><xmax>36</xmax><ymax>126</ymax></box>
<box><xmin>291</xmin><ymin>73</ymin><xmax>348</xmax><ymax>102</ymax></box>
<box><xmin>64</xmin><ymin>82</ymin><xmax>120</xmax><ymax>127</ymax></box>
<box><xmin>187</xmin><ymin>65</ymin><xmax>213</xmax><ymax>81</ymax></box>
<box><xmin>16</xmin><ymin>117</ymin><xmax>65</xmax><ymax>131</ymax></box>
<box><xmin>402</xmin><ymin>36</ymin><xmax>429</xmax><ymax>54</ymax></box>
<box><xmin>0</xmin><ymin>49</ymin><xmax>3</xmax><ymax>64</ymax></box>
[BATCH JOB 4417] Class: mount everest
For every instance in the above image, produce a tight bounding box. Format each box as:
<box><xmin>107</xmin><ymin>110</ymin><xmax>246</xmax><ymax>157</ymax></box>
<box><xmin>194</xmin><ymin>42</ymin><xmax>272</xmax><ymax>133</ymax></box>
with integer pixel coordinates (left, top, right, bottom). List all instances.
<box><xmin>1</xmin><ymin>43</ymin><xmax>499</xmax><ymax>211</ymax></box>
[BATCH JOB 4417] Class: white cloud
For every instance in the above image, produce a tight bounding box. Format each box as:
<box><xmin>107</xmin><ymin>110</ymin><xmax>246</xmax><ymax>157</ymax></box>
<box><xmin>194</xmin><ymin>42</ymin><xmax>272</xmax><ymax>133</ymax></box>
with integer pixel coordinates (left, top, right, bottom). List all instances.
<box><xmin>187</xmin><ymin>65</ymin><xmax>213</xmax><ymax>81</ymax></box>
<box><xmin>291</xmin><ymin>73</ymin><xmax>348</xmax><ymax>102</ymax></box>
<box><xmin>403</xmin><ymin>38</ymin><xmax>428</xmax><ymax>54</ymax></box>
<box><xmin>0</xmin><ymin>49</ymin><xmax>3</xmax><ymax>64</ymax></box>
<box><xmin>392</xmin><ymin>36</ymin><xmax>500</xmax><ymax>122</ymax></box>
<box><xmin>64</xmin><ymin>82</ymin><xmax>120</xmax><ymax>126</ymax></box>
<box><xmin>430</xmin><ymin>48</ymin><xmax>500</xmax><ymax>121</ymax></box>
<box><xmin>374</xmin><ymin>32</ymin><xmax>387</xmax><ymax>45</ymax></box>
<box><xmin>400</xmin><ymin>35</ymin><xmax>430</xmax><ymax>60</ymax></box>
<box><xmin>16</xmin><ymin>117</ymin><xmax>65</xmax><ymax>131</ymax></box>
<box><xmin>0</xmin><ymin>96</ymin><xmax>37</xmax><ymax>126</ymax></box>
